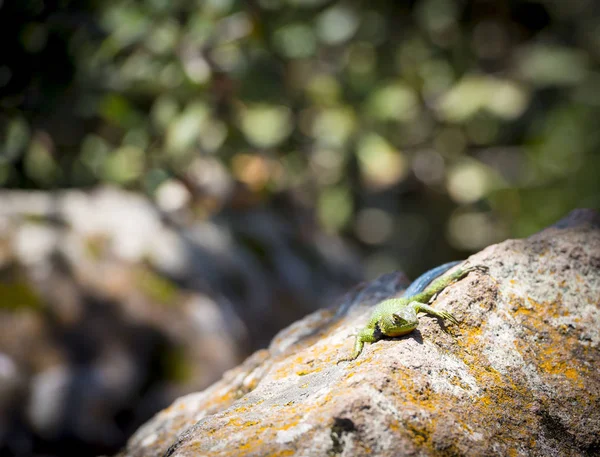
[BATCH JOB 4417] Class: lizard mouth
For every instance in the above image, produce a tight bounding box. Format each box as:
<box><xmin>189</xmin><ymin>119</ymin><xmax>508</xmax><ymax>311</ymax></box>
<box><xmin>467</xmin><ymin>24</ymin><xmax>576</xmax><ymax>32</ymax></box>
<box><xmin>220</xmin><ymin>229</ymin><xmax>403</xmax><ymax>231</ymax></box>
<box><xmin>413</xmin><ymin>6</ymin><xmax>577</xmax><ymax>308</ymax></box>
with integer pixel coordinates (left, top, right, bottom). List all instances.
<box><xmin>386</xmin><ymin>327</ymin><xmax>416</xmax><ymax>337</ymax></box>
<box><xmin>377</xmin><ymin>319</ymin><xmax>417</xmax><ymax>338</ymax></box>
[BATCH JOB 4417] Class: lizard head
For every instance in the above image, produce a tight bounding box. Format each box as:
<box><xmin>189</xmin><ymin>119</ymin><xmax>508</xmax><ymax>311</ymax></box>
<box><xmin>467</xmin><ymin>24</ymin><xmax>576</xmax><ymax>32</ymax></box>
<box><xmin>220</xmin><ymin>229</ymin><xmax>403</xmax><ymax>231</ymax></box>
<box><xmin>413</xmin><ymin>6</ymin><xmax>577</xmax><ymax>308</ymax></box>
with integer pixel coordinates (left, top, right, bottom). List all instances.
<box><xmin>383</xmin><ymin>313</ymin><xmax>418</xmax><ymax>336</ymax></box>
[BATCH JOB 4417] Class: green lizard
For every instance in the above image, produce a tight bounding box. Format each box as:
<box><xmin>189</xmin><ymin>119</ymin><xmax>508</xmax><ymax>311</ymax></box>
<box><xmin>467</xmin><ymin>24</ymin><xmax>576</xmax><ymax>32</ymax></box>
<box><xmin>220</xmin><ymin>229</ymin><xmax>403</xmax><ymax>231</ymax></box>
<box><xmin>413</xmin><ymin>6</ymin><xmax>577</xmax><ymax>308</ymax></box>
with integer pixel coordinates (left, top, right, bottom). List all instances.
<box><xmin>339</xmin><ymin>262</ymin><xmax>487</xmax><ymax>362</ymax></box>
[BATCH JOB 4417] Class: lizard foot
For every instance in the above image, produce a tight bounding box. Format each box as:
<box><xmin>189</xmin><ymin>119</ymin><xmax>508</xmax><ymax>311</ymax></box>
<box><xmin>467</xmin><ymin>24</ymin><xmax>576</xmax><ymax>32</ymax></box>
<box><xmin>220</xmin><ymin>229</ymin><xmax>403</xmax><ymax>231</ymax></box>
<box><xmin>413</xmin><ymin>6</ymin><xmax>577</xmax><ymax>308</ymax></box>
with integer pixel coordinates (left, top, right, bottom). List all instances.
<box><xmin>461</xmin><ymin>264</ymin><xmax>489</xmax><ymax>275</ymax></box>
<box><xmin>436</xmin><ymin>310</ymin><xmax>459</xmax><ymax>325</ymax></box>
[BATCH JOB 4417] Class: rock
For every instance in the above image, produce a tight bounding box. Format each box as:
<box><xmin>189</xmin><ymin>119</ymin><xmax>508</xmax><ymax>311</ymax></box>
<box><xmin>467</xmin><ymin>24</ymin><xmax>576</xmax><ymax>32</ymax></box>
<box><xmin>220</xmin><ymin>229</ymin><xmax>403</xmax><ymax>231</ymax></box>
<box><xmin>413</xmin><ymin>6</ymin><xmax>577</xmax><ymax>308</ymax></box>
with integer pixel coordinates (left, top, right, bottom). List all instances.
<box><xmin>0</xmin><ymin>352</ymin><xmax>22</xmax><ymax>443</ymax></box>
<box><xmin>0</xmin><ymin>187</ymin><xmax>360</xmax><ymax>455</ymax></box>
<box><xmin>119</xmin><ymin>209</ymin><xmax>600</xmax><ymax>457</ymax></box>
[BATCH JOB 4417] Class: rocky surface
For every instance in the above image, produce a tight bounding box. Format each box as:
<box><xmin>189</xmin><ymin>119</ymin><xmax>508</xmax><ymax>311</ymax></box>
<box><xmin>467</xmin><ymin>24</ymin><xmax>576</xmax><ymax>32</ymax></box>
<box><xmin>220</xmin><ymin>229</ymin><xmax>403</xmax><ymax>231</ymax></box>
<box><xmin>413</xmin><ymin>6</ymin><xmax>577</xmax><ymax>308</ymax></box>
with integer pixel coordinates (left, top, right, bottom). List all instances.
<box><xmin>0</xmin><ymin>187</ymin><xmax>360</xmax><ymax>456</ymax></box>
<box><xmin>119</xmin><ymin>209</ymin><xmax>600</xmax><ymax>457</ymax></box>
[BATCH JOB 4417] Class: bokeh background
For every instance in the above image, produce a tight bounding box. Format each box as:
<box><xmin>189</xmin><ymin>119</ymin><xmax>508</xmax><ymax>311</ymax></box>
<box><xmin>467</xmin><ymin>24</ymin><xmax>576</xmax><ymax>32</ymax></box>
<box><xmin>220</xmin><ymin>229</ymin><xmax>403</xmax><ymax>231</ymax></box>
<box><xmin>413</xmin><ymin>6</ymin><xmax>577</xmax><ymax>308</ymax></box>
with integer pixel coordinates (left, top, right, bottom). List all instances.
<box><xmin>1</xmin><ymin>0</ymin><xmax>599</xmax><ymax>455</ymax></box>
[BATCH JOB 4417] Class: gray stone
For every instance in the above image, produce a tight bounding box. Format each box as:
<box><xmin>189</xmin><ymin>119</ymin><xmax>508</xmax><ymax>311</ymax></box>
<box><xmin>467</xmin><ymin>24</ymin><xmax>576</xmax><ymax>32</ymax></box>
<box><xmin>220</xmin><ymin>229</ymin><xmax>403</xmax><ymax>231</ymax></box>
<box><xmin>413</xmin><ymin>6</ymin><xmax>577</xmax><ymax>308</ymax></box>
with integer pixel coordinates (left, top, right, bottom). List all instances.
<box><xmin>119</xmin><ymin>209</ymin><xmax>600</xmax><ymax>457</ymax></box>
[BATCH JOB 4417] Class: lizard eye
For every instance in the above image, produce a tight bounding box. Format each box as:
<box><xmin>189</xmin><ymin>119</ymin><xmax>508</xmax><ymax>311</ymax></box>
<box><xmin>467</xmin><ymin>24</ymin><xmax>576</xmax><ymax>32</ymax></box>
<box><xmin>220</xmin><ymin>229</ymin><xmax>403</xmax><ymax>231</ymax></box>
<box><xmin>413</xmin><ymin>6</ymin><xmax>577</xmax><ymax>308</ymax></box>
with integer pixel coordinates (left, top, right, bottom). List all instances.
<box><xmin>393</xmin><ymin>315</ymin><xmax>406</xmax><ymax>324</ymax></box>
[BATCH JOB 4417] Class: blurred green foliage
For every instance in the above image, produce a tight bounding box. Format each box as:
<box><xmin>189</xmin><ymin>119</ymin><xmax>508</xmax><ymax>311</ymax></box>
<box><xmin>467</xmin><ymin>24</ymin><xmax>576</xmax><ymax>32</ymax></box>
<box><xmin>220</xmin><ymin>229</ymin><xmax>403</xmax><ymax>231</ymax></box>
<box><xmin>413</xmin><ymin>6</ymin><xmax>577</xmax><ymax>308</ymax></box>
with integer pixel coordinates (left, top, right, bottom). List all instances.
<box><xmin>1</xmin><ymin>0</ymin><xmax>600</xmax><ymax>277</ymax></box>
<box><xmin>0</xmin><ymin>280</ymin><xmax>42</xmax><ymax>311</ymax></box>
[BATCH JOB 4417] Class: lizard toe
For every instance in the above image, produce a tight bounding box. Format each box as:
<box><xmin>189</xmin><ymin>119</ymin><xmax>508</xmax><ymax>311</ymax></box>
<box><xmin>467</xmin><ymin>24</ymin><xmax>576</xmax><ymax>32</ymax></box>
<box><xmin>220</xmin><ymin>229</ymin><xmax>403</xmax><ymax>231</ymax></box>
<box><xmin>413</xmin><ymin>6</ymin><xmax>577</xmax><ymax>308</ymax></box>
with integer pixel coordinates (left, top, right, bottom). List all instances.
<box><xmin>466</xmin><ymin>264</ymin><xmax>489</xmax><ymax>274</ymax></box>
<box><xmin>440</xmin><ymin>312</ymin><xmax>459</xmax><ymax>325</ymax></box>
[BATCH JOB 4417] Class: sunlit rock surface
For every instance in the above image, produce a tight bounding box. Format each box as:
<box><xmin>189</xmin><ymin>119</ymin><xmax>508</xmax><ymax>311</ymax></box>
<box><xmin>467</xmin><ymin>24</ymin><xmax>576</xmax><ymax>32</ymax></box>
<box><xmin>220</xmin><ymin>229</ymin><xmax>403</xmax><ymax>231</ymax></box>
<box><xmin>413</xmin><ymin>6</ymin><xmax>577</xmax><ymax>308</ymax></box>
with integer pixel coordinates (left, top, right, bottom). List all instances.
<box><xmin>120</xmin><ymin>209</ymin><xmax>600</xmax><ymax>457</ymax></box>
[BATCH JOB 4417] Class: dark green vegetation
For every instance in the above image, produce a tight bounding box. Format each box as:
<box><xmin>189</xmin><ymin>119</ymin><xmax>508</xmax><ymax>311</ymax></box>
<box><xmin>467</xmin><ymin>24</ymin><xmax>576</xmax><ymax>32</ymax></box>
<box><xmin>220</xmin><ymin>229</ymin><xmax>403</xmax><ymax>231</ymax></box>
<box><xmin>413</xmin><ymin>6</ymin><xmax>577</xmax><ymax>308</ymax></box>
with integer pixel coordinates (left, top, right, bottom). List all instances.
<box><xmin>2</xmin><ymin>0</ymin><xmax>600</xmax><ymax>276</ymax></box>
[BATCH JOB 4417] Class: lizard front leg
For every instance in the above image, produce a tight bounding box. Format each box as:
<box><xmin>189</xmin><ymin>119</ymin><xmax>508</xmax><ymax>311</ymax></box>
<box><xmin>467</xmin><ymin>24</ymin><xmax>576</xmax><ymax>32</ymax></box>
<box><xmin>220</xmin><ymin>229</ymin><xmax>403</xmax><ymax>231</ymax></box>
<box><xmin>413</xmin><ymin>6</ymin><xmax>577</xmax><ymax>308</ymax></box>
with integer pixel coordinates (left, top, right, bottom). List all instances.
<box><xmin>338</xmin><ymin>326</ymin><xmax>378</xmax><ymax>362</ymax></box>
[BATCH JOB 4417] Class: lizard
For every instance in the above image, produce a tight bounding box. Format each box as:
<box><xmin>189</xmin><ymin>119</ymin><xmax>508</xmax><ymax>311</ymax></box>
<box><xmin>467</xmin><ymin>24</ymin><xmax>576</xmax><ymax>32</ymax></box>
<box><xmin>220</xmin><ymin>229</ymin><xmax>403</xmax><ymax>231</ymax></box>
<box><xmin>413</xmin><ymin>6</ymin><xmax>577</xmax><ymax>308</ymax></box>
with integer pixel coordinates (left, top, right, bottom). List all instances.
<box><xmin>338</xmin><ymin>261</ymin><xmax>488</xmax><ymax>362</ymax></box>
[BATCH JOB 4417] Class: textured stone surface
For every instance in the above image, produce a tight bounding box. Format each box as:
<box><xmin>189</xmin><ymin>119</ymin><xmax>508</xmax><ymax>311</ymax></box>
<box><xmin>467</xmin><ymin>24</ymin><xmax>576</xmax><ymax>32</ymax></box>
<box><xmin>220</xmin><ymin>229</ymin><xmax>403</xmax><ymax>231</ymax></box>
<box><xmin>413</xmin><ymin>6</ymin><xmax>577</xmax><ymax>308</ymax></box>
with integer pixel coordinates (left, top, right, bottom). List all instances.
<box><xmin>119</xmin><ymin>209</ymin><xmax>600</xmax><ymax>457</ymax></box>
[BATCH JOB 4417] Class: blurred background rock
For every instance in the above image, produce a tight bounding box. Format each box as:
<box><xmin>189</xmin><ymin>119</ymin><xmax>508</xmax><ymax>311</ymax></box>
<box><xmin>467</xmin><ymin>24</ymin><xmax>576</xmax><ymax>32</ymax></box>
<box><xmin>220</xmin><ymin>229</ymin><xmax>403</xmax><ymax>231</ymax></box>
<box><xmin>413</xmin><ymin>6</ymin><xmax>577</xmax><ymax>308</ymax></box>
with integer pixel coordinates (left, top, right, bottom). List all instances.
<box><xmin>0</xmin><ymin>0</ymin><xmax>599</xmax><ymax>455</ymax></box>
